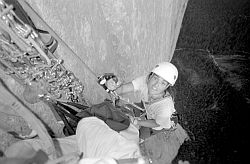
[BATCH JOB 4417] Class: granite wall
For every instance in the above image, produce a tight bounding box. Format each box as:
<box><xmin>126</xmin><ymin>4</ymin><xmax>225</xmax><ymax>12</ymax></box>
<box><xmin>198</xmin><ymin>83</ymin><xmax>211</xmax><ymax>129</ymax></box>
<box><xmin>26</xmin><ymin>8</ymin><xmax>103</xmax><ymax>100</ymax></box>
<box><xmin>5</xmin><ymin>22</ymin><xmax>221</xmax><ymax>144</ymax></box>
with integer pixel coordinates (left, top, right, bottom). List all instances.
<box><xmin>0</xmin><ymin>0</ymin><xmax>188</xmax><ymax>152</ymax></box>
<box><xmin>26</xmin><ymin>0</ymin><xmax>188</xmax><ymax>103</ymax></box>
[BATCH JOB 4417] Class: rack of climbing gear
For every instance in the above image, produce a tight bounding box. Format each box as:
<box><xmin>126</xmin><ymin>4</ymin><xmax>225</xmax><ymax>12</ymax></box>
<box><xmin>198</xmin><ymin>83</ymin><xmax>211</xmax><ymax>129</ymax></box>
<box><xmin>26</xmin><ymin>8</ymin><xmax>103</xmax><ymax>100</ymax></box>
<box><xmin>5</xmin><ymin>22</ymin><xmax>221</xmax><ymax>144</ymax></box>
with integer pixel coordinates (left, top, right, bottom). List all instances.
<box><xmin>0</xmin><ymin>0</ymin><xmax>85</xmax><ymax>103</ymax></box>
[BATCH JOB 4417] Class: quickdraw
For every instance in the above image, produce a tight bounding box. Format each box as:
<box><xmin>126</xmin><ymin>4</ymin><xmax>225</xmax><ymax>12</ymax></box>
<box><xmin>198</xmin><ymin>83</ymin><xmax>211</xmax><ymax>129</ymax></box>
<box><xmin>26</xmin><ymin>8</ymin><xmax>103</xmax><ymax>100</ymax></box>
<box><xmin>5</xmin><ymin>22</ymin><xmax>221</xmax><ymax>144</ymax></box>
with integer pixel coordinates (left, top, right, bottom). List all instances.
<box><xmin>0</xmin><ymin>0</ymin><xmax>85</xmax><ymax>103</ymax></box>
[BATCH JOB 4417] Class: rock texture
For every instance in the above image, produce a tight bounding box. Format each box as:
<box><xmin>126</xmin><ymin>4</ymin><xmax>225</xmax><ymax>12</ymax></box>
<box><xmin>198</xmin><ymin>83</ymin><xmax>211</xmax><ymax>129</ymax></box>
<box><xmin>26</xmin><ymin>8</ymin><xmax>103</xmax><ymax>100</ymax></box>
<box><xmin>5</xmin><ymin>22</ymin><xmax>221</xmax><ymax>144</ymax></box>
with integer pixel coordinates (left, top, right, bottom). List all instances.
<box><xmin>0</xmin><ymin>0</ymin><xmax>188</xmax><ymax>155</ymax></box>
<box><xmin>26</xmin><ymin>0</ymin><xmax>188</xmax><ymax>103</ymax></box>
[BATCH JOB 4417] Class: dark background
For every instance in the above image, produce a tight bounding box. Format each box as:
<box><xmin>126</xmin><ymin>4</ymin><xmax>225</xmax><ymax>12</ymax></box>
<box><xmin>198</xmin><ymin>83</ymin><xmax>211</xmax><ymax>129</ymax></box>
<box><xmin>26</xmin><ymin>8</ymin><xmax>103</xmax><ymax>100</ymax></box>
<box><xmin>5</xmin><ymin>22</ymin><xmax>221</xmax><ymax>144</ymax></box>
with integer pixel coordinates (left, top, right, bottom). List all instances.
<box><xmin>171</xmin><ymin>0</ymin><xmax>249</xmax><ymax>163</ymax></box>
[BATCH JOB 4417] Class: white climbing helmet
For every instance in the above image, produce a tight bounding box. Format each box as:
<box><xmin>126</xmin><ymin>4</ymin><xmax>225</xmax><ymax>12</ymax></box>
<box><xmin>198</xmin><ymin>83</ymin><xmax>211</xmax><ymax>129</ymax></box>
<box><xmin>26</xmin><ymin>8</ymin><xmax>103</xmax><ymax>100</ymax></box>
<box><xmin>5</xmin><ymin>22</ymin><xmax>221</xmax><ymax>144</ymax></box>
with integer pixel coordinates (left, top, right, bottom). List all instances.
<box><xmin>151</xmin><ymin>62</ymin><xmax>178</xmax><ymax>86</ymax></box>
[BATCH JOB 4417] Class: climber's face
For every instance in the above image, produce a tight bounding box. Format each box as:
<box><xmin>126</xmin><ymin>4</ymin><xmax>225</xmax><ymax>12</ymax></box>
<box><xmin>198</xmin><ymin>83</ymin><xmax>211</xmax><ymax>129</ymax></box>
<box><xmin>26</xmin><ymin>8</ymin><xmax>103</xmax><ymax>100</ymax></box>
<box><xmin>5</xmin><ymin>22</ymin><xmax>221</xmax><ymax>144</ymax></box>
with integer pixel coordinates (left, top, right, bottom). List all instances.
<box><xmin>147</xmin><ymin>73</ymin><xmax>170</xmax><ymax>98</ymax></box>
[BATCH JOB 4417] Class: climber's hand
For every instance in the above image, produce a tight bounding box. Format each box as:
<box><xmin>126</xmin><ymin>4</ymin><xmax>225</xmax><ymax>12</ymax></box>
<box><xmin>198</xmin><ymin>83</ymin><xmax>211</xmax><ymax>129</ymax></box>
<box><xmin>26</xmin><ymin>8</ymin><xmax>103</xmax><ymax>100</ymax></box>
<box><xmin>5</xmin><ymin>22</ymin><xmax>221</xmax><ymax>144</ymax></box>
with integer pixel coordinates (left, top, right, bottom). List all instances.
<box><xmin>105</xmin><ymin>77</ymin><xmax>121</xmax><ymax>91</ymax></box>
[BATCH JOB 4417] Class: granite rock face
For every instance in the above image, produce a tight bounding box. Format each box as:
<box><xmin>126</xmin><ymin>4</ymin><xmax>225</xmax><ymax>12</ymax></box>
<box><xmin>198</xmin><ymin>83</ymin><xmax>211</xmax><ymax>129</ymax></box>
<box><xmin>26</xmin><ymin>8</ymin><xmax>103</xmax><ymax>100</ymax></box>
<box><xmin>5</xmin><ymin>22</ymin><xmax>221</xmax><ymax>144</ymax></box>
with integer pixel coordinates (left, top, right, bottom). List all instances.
<box><xmin>0</xmin><ymin>0</ymin><xmax>188</xmax><ymax>153</ymax></box>
<box><xmin>27</xmin><ymin>0</ymin><xmax>188</xmax><ymax>103</ymax></box>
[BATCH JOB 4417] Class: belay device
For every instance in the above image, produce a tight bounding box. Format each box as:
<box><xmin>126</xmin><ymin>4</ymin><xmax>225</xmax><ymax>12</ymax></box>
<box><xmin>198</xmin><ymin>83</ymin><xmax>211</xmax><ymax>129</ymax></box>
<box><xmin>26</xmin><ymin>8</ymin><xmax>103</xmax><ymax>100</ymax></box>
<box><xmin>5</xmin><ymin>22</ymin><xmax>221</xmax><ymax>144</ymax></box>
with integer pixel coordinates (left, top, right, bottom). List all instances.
<box><xmin>97</xmin><ymin>73</ymin><xmax>119</xmax><ymax>93</ymax></box>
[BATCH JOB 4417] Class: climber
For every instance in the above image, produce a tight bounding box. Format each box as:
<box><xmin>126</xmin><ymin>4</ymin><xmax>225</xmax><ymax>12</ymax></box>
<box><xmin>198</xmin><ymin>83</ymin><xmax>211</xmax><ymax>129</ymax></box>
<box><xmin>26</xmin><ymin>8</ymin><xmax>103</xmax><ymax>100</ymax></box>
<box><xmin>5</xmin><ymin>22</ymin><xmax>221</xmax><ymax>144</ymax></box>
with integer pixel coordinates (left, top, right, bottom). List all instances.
<box><xmin>105</xmin><ymin>62</ymin><xmax>179</xmax><ymax>137</ymax></box>
<box><xmin>105</xmin><ymin>62</ymin><xmax>189</xmax><ymax>164</ymax></box>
